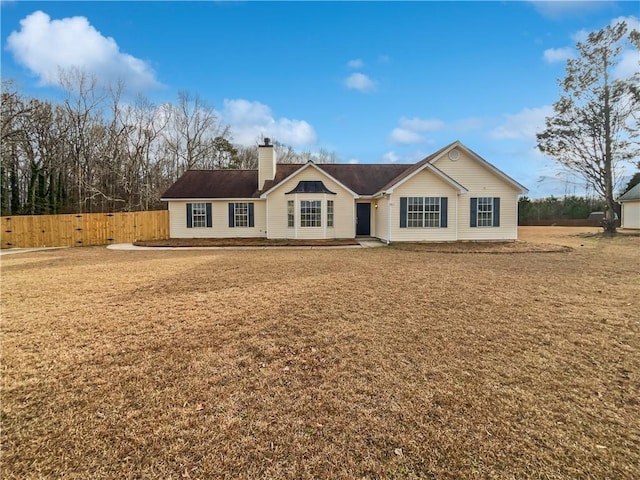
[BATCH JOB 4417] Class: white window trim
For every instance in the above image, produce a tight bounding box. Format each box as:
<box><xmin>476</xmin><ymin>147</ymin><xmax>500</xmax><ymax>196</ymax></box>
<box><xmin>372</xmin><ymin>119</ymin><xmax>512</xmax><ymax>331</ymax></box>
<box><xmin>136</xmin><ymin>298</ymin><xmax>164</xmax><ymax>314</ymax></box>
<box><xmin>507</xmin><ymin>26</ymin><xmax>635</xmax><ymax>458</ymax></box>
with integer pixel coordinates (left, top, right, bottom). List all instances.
<box><xmin>192</xmin><ymin>202</ymin><xmax>207</xmax><ymax>228</ymax></box>
<box><xmin>477</xmin><ymin>197</ymin><xmax>493</xmax><ymax>228</ymax></box>
<box><xmin>233</xmin><ymin>202</ymin><xmax>250</xmax><ymax>228</ymax></box>
<box><xmin>300</xmin><ymin>199</ymin><xmax>322</xmax><ymax>228</ymax></box>
<box><xmin>327</xmin><ymin>199</ymin><xmax>334</xmax><ymax>228</ymax></box>
<box><xmin>287</xmin><ymin>200</ymin><xmax>295</xmax><ymax>229</ymax></box>
<box><xmin>406</xmin><ymin>196</ymin><xmax>441</xmax><ymax>228</ymax></box>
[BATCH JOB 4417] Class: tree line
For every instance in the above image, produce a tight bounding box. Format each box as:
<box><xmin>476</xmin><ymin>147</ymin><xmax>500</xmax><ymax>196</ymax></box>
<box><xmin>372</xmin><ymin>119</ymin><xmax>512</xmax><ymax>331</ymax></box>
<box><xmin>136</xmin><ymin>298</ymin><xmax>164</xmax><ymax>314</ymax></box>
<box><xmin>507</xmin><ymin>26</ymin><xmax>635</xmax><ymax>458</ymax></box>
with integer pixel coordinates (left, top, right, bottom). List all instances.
<box><xmin>518</xmin><ymin>196</ymin><xmax>607</xmax><ymax>223</ymax></box>
<box><xmin>1</xmin><ymin>71</ymin><xmax>336</xmax><ymax>216</ymax></box>
<box><xmin>518</xmin><ymin>169</ymin><xmax>640</xmax><ymax>224</ymax></box>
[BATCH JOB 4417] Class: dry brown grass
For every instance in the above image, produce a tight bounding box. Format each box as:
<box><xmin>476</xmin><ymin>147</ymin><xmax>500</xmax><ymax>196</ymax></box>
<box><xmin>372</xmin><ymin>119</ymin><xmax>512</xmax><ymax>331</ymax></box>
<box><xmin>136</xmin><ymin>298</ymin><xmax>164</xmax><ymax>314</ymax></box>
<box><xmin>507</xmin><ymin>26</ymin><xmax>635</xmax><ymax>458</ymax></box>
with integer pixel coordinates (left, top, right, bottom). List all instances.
<box><xmin>2</xmin><ymin>227</ymin><xmax>639</xmax><ymax>479</ymax></box>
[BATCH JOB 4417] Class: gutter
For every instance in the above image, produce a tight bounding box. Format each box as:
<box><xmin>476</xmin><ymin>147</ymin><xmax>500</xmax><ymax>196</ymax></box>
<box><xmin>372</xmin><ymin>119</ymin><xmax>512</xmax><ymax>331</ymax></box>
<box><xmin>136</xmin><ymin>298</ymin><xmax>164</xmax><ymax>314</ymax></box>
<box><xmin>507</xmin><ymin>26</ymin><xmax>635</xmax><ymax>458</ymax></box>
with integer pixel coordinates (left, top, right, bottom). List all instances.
<box><xmin>387</xmin><ymin>193</ymin><xmax>391</xmax><ymax>245</ymax></box>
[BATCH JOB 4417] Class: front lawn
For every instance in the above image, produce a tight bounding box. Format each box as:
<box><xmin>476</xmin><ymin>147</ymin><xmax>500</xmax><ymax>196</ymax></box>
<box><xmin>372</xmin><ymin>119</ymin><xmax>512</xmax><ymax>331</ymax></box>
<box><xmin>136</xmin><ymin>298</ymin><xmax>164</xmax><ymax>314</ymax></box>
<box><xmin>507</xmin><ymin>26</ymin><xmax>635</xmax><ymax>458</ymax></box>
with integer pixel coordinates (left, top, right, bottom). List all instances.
<box><xmin>2</xmin><ymin>228</ymin><xmax>638</xmax><ymax>479</ymax></box>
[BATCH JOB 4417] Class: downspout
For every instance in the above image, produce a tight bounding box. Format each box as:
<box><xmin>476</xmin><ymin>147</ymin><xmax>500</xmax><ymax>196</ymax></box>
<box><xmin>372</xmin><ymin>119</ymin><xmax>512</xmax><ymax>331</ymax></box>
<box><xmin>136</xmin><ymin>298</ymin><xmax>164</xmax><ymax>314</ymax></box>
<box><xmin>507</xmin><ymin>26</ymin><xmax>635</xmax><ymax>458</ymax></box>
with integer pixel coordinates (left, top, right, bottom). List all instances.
<box><xmin>515</xmin><ymin>194</ymin><xmax>519</xmax><ymax>240</ymax></box>
<box><xmin>294</xmin><ymin>193</ymin><xmax>298</xmax><ymax>239</ymax></box>
<box><xmin>323</xmin><ymin>193</ymin><xmax>327</xmax><ymax>239</ymax></box>
<box><xmin>386</xmin><ymin>193</ymin><xmax>391</xmax><ymax>245</ymax></box>
<box><xmin>455</xmin><ymin>193</ymin><xmax>458</xmax><ymax>241</ymax></box>
<box><xmin>265</xmin><ymin>196</ymin><xmax>269</xmax><ymax>239</ymax></box>
<box><xmin>353</xmin><ymin>199</ymin><xmax>356</xmax><ymax>238</ymax></box>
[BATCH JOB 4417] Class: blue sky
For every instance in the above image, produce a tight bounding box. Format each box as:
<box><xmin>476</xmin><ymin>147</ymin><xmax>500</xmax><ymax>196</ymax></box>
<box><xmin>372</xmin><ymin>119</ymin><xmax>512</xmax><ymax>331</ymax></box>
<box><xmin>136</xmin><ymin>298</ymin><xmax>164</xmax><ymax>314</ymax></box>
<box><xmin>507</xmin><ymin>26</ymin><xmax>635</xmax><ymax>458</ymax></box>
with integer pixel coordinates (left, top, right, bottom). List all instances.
<box><xmin>2</xmin><ymin>1</ymin><xmax>639</xmax><ymax>198</ymax></box>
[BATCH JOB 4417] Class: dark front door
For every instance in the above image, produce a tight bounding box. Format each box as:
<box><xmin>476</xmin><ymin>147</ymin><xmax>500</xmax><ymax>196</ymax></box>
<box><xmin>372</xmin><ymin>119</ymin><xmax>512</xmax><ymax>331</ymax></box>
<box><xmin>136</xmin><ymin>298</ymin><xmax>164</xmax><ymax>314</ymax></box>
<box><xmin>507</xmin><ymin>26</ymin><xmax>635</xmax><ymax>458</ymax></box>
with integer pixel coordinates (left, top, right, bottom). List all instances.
<box><xmin>356</xmin><ymin>203</ymin><xmax>371</xmax><ymax>236</ymax></box>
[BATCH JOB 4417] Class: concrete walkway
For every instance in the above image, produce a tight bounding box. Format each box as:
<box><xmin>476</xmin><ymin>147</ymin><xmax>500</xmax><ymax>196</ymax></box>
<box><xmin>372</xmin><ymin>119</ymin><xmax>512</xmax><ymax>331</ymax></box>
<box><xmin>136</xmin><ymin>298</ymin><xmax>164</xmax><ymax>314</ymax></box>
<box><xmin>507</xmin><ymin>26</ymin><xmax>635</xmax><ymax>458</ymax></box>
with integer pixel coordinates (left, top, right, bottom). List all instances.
<box><xmin>357</xmin><ymin>239</ymin><xmax>387</xmax><ymax>248</ymax></box>
<box><xmin>0</xmin><ymin>246</ymin><xmax>68</xmax><ymax>256</ymax></box>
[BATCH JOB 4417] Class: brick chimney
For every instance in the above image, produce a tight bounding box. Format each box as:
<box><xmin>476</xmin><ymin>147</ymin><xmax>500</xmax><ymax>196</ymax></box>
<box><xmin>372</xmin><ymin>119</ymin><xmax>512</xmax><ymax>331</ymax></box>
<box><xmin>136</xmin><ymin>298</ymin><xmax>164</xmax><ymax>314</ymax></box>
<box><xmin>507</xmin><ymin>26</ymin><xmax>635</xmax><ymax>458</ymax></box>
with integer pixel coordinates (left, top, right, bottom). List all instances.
<box><xmin>258</xmin><ymin>137</ymin><xmax>277</xmax><ymax>190</ymax></box>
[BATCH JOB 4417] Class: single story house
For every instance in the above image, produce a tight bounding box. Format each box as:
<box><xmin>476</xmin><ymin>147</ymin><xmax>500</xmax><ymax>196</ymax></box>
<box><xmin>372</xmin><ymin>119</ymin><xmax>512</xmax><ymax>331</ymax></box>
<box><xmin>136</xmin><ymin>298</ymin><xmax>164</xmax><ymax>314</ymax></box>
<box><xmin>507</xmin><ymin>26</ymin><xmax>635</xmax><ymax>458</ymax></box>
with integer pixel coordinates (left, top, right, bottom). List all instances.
<box><xmin>618</xmin><ymin>183</ymin><xmax>640</xmax><ymax>229</ymax></box>
<box><xmin>161</xmin><ymin>139</ymin><xmax>528</xmax><ymax>242</ymax></box>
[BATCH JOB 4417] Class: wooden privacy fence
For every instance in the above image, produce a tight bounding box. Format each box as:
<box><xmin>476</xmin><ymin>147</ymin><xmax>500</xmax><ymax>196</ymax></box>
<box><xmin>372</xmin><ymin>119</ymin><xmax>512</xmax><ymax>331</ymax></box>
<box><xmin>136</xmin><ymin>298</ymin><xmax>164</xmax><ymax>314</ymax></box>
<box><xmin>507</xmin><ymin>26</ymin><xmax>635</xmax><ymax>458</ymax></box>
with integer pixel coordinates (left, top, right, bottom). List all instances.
<box><xmin>1</xmin><ymin>210</ymin><xmax>169</xmax><ymax>248</ymax></box>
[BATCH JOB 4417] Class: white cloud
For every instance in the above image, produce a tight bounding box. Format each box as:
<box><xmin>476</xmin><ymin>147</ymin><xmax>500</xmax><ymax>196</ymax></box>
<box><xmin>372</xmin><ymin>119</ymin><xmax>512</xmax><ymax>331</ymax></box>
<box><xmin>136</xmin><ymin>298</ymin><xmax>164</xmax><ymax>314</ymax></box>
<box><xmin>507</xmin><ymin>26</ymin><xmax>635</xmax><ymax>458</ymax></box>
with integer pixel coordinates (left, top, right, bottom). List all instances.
<box><xmin>543</xmin><ymin>47</ymin><xmax>575</xmax><ymax>63</ymax></box>
<box><xmin>571</xmin><ymin>15</ymin><xmax>640</xmax><ymax>44</ymax></box>
<box><xmin>344</xmin><ymin>72</ymin><xmax>376</xmax><ymax>92</ymax></box>
<box><xmin>378</xmin><ymin>55</ymin><xmax>390</xmax><ymax>64</ymax></box>
<box><xmin>382</xmin><ymin>151</ymin><xmax>400</xmax><ymax>163</ymax></box>
<box><xmin>490</xmin><ymin>106</ymin><xmax>553</xmax><ymax>141</ymax></box>
<box><xmin>570</xmin><ymin>28</ymin><xmax>590</xmax><ymax>43</ymax></box>
<box><xmin>528</xmin><ymin>1</ymin><xmax>613</xmax><ymax>20</ymax></box>
<box><xmin>560</xmin><ymin>15</ymin><xmax>640</xmax><ymax>79</ymax></box>
<box><xmin>399</xmin><ymin>117</ymin><xmax>445</xmax><ymax>132</ymax></box>
<box><xmin>348</xmin><ymin>158</ymin><xmax>360</xmax><ymax>164</ymax></box>
<box><xmin>5</xmin><ymin>10</ymin><xmax>160</xmax><ymax>92</ymax></box>
<box><xmin>346</xmin><ymin>59</ymin><xmax>364</xmax><ymax>69</ymax></box>
<box><xmin>389</xmin><ymin>128</ymin><xmax>425</xmax><ymax>145</ymax></box>
<box><xmin>220</xmin><ymin>99</ymin><xmax>317</xmax><ymax>147</ymax></box>
<box><xmin>388</xmin><ymin>115</ymin><xmax>489</xmax><ymax>147</ymax></box>
<box><xmin>388</xmin><ymin>116</ymin><xmax>446</xmax><ymax>145</ymax></box>
<box><xmin>615</xmin><ymin>49</ymin><xmax>640</xmax><ymax>79</ymax></box>
<box><xmin>611</xmin><ymin>15</ymin><xmax>640</xmax><ymax>32</ymax></box>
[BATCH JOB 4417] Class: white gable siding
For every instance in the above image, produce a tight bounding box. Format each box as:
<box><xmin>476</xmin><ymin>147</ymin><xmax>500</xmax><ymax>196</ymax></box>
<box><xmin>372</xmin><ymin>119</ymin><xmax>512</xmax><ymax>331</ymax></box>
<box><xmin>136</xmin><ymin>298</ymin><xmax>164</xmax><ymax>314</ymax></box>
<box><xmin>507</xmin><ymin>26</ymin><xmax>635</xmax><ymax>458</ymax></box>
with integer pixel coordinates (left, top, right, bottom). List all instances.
<box><xmin>374</xmin><ymin>196</ymin><xmax>389</xmax><ymax>241</ymax></box>
<box><xmin>432</xmin><ymin>150</ymin><xmax>520</xmax><ymax>240</ymax></box>
<box><xmin>266</xmin><ymin>167</ymin><xmax>355</xmax><ymax>239</ymax></box>
<box><xmin>168</xmin><ymin>200</ymin><xmax>266</xmax><ymax>238</ymax></box>
<box><xmin>389</xmin><ymin>169</ymin><xmax>458</xmax><ymax>241</ymax></box>
<box><xmin>621</xmin><ymin>200</ymin><xmax>640</xmax><ymax>229</ymax></box>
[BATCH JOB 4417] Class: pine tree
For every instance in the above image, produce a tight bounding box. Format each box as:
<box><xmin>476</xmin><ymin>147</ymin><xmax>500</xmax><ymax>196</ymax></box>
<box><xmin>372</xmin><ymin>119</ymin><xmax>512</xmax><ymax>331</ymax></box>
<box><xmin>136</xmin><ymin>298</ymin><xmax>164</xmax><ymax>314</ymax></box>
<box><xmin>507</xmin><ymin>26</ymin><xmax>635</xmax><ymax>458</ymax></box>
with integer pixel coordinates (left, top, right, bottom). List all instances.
<box><xmin>537</xmin><ymin>21</ymin><xmax>639</xmax><ymax>233</ymax></box>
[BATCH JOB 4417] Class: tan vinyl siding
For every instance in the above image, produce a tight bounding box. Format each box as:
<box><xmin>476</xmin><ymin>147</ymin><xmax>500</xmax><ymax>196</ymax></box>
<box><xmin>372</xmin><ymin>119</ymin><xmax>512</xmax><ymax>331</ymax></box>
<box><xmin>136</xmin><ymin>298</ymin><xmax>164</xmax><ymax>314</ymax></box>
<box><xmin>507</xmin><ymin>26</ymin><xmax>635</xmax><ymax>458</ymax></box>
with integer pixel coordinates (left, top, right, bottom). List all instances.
<box><xmin>432</xmin><ymin>150</ymin><xmax>520</xmax><ymax>240</ymax></box>
<box><xmin>168</xmin><ymin>200</ymin><xmax>266</xmax><ymax>238</ymax></box>
<box><xmin>389</xmin><ymin>170</ymin><xmax>458</xmax><ymax>242</ymax></box>
<box><xmin>266</xmin><ymin>167</ymin><xmax>355</xmax><ymax>239</ymax></box>
<box><xmin>621</xmin><ymin>201</ymin><xmax>640</xmax><ymax>229</ymax></box>
<box><xmin>374</xmin><ymin>196</ymin><xmax>389</xmax><ymax>241</ymax></box>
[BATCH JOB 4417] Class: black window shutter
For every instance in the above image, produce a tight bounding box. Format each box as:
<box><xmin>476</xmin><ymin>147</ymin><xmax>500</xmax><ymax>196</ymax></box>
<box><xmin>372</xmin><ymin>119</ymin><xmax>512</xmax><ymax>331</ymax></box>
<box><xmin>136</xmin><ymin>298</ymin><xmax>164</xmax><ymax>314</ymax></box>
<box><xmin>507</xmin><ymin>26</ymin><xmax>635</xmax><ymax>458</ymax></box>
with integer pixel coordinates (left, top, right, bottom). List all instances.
<box><xmin>206</xmin><ymin>203</ymin><xmax>212</xmax><ymax>228</ymax></box>
<box><xmin>186</xmin><ymin>203</ymin><xmax>193</xmax><ymax>228</ymax></box>
<box><xmin>248</xmin><ymin>203</ymin><xmax>255</xmax><ymax>227</ymax></box>
<box><xmin>228</xmin><ymin>203</ymin><xmax>235</xmax><ymax>227</ymax></box>
<box><xmin>470</xmin><ymin>198</ymin><xmax>477</xmax><ymax>227</ymax></box>
<box><xmin>440</xmin><ymin>197</ymin><xmax>448</xmax><ymax>228</ymax></box>
<box><xmin>400</xmin><ymin>197</ymin><xmax>407</xmax><ymax>228</ymax></box>
<box><xmin>493</xmin><ymin>198</ymin><xmax>500</xmax><ymax>227</ymax></box>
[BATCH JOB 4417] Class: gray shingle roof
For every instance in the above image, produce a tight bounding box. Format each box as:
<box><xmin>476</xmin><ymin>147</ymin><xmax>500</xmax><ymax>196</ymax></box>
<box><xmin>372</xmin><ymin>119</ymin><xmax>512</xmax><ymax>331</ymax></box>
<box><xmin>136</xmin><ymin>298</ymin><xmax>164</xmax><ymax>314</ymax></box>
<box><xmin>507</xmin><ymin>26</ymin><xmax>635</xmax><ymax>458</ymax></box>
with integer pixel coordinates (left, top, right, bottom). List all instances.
<box><xmin>161</xmin><ymin>170</ymin><xmax>260</xmax><ymax>199</ymax></box>
<box><xmin>162</xmin><ymin>163</ymin><xmax>415</xmax><ymax>199</ymax></box>
<box><xmin>618</xmin><ymin>183</ymin><xmax>640</xmax><ymax>202</ymax></box>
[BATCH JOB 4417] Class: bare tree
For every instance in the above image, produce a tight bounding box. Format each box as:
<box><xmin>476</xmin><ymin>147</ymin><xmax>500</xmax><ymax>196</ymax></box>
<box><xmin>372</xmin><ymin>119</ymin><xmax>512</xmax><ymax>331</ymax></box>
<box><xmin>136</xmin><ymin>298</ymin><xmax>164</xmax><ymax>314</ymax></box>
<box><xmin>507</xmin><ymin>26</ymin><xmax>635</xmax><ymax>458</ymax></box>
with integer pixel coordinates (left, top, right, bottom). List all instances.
<box><xmin>537</xmin><ymin>21</ymin><xmax>639</xmax><ymax>233</ymax></box>
<box><xmin>59</xmin><ymin>68</ymin><xmax>108</xmax><ymax>212</ymax></box>
<box><xmin>162</xmin><ymin>91</ymin><xmax>230</xmax><ymax>177</ymax></box>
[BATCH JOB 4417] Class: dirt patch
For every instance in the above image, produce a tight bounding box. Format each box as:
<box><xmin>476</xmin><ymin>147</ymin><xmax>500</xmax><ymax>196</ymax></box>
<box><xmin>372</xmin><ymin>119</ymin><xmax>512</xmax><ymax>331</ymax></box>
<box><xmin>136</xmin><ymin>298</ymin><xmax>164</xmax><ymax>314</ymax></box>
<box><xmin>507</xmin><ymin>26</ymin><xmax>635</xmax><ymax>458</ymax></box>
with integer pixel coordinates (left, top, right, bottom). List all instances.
<box><xmin>392</xmin><ymin>240</ymin><xmax>571</xmax><ymax>254</ymax></box>
<box><xmin>2</xmin><ymin>228</ymin><xmax>639</xmax><ymax>479</ymax></box>
<box><xmin>135</xmin><ymin>237</ymin><xmax>360</xmax><ymax>247</ymax></box>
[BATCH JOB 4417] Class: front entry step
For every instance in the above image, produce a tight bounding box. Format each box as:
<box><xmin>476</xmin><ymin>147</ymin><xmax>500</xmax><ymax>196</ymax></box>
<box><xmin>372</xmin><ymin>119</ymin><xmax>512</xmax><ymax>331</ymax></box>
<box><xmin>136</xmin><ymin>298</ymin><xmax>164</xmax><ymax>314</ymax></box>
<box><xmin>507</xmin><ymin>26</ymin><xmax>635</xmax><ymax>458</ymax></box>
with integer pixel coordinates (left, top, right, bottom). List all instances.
<box><xmin>356</xmin><ymin>238</ymin><xmax>386</xmax><ymax>248</ymax></box>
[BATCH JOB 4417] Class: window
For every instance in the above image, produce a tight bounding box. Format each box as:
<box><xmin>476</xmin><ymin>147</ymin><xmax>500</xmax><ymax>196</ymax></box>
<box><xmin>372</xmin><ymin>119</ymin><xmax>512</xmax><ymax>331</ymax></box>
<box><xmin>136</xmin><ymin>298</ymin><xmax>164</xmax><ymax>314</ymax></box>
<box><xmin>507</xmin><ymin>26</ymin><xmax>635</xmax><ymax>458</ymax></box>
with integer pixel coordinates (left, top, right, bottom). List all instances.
<box><xmin>287</xmin><ymin>200</ymin><xmax>295</xmax><ymax>228</ymax></box>
<box><xmin>470</xmin><ymin>197</ymin><xmax>499</xmax><ymax>228</ymax></box>
<box><xmin>477</xmin><ymin>197</ymin><xmax>493</xmax><ymax>227</ymax></box>
<box><xmin>405</xmin><ymin>197</ymin><xmax>441</xmax><ymax>228</ymax></box>
<box><xmin>300</xmin><ymin>200</ymin><xmax>321</xmax><ymax>227</ymax></box>
<box><xmin>187</xmin><ymin>202</ymin><xmax>210</xmax><ymax>228</ymax></box>
<box><xmin>407</xmin><ymin>197</ymin><xmax>423</xmax><ymax>227</ymax></box>
<box><xmin>228</xmin><ymin>202</ymin><xmax>254</xmax><ymax>228</ymax></box>
<box><xmin>192</xmin><ymin>203</ymin><xmax>207</xmax><ymax>228</ymax></box>
<box><xmin>234</xmin><ymin>202</ymin><xmax>249</xmax><ymax>227</ymax></box>
<box><xmin>327</xmin><ymin>200</ymin><xmax>334</xmax><ymax>227</ymax></box>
